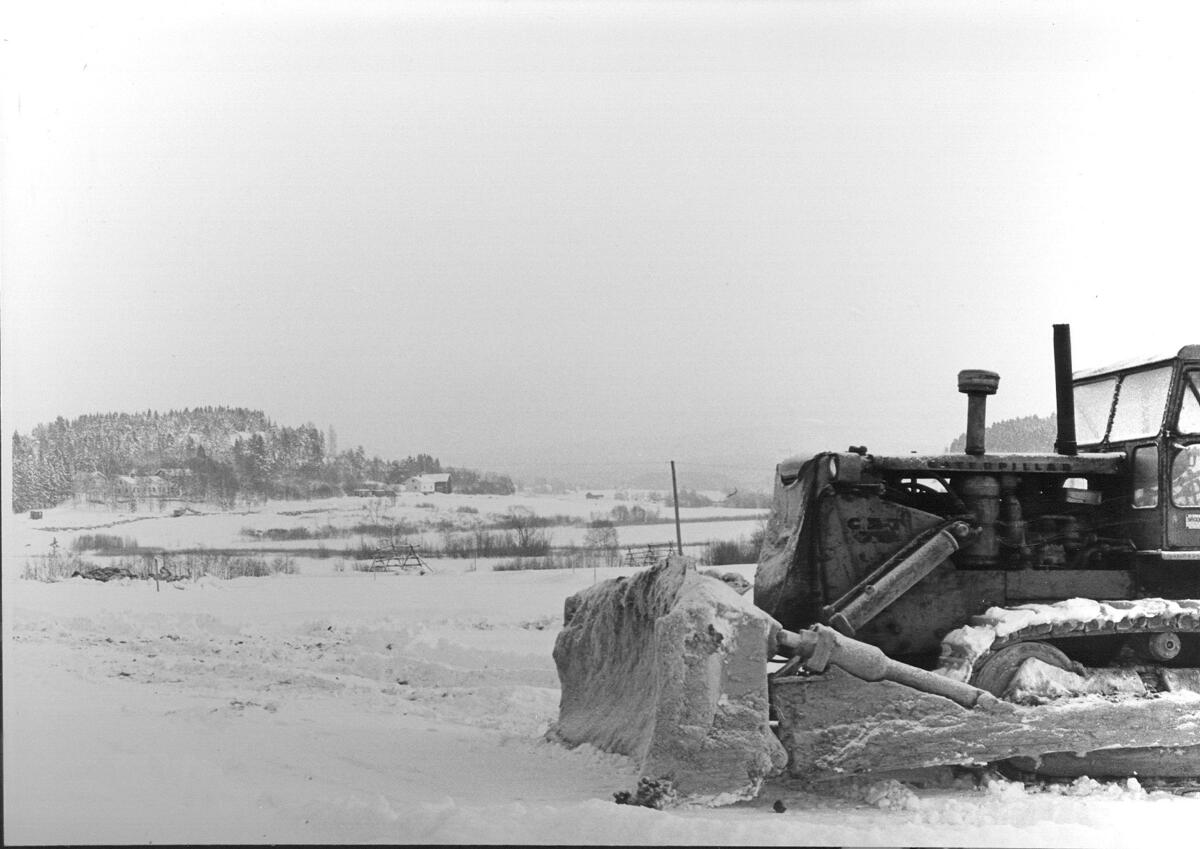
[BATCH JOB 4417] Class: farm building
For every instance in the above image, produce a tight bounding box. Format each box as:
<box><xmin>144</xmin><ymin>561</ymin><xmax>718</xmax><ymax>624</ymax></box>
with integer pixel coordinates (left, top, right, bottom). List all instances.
<box><xmin>69</xmin><ymin>468</ymin><xmax>191</xmax><ymax>510</ymax></box>
<box><xmin>71</xmin><ymin>471</ymin><xmax>110</xmax><ymax>506</ymax></box>
<box><xmin>352</xmin><ymin>481</ymin><xmax>397</xmax><ymax>497</ymax></box>
<box><xmin>139</xmin><ymin>475</ymin><xmax>169</xmax><ymax>498</ymax></box>
<box><xmin>105</xmin><ymin>474</ymin><xmax>173</xmax><ymax>509</ymax></box>
<box><xmin>406</xmin><ymin>473</ymin><xmax>452</xmax><ymax>494</ymax></box>
<box><xmin>113</xmin><ymin>475</ymin><xmax>140</xmax><ymax>500</ymax></box>
<box><xmin>155</xmin><ymin>468</ymin><xmax>194</xmax><ymax>482</ymax></box>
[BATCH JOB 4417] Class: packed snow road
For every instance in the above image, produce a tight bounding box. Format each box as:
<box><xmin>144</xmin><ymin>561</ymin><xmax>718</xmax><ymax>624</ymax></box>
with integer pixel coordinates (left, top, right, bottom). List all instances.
<box><xmin>4</xmin><ymin>564</ymin><xmax>1200</xmax><ymax>844</ymax></box>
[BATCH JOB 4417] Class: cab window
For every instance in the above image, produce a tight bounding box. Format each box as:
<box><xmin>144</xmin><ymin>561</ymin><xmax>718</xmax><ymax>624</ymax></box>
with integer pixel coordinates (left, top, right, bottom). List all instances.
<box><xmin>1171</xmin><ymin>444</ymin><xmax>1200</xmax><ymax>507</ymax></box>
<box><xmin>1132</xmin><ymin>445</ymin><xmax>1159</xmax><ymax>509</ymax></box>
<box><xmin>1178</xmin><ymin>372</ymin><xmax>1200</xmax><ymax>435</ymax></box>
<box><xmin>1109</xmin><ymin>366</ymin><xmax>1173</xmax><ymax>442</ymax></box>
<box><xmin>1074</xmin><ymin>378</ymin><xmax>1117</xmax><ymax>443</ymax></box>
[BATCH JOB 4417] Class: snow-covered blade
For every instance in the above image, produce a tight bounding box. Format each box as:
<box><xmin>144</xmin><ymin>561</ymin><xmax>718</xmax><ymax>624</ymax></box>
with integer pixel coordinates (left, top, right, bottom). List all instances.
<box><xmin>550</xmin><ymin>555</ymin><xmax>787</xmax><ymax>804</ymax></box>
<box><xmin>772</xmin><ymin>666</ymin><xmax>1200</xmax><ymax>781</ymax></box>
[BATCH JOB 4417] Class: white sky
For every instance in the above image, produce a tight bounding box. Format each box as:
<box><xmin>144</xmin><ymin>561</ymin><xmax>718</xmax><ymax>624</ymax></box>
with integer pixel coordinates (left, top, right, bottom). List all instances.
<box><xmin>3</xmin><ymin>0</ymin><xmax>1198</xmax><ymax>488</ymax></box>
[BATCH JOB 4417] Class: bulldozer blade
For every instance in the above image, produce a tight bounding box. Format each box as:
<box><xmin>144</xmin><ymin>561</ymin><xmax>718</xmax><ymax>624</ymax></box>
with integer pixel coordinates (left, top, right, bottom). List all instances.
<box><xmin>772</xmin><ymin>666</ymin><xmax>1200</xmax><ymax>782</ymax></box>
<box><xmin>1005</xmin><ymin>745</ymin><xmax>1200</xmax><ymax>779</ymax></box>
<box><xmin>550</xmin><ymin>555</ymin><xmax>788</xmax><ymax>803</ymax></box>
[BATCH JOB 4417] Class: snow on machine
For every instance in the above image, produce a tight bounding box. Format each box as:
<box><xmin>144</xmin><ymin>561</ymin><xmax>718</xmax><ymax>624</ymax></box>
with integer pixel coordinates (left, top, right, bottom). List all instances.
<box><xmin>551</xmin><ymin>325</ymin><xmax>1200</xmax><ymax>802</ymax></box>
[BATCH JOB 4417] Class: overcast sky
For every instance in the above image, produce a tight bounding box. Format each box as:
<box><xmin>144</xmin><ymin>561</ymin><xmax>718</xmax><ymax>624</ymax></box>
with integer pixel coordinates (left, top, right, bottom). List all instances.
<box><xmin>3</xmin><ymin>0</ymin><xmax>1197</xmax><ymax>488</ymax></box>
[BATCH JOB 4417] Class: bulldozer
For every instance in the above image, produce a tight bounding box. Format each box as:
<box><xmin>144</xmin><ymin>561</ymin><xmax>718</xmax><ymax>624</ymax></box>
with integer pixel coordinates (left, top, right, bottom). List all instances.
<box><xmin>552</xmin><ymin>325</ymin><xmax>1200</xmax><ymax>803</ymax></box>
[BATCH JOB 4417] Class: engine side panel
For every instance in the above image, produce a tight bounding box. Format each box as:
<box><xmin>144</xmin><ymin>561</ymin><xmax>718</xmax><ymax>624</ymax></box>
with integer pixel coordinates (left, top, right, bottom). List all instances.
<box><xmin>813</xmin><ymin>489</ymin><xmax>943</xmax><ymax>604</ymax></box>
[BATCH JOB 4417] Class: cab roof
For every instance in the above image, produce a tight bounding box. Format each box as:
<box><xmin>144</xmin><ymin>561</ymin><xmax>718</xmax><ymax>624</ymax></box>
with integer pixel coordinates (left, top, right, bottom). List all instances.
<box><xmin>1074</xmin><ymin>344</ymin><xmax>1200</xmax><ymax>382</ymax></box>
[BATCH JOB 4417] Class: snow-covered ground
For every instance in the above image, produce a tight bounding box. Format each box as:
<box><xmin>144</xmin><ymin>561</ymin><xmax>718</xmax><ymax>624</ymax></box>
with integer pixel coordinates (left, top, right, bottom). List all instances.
<box><xmin>4</xmin><ymin>497</ymin><xmax>1199</xmax><ymax>845</ymax></box>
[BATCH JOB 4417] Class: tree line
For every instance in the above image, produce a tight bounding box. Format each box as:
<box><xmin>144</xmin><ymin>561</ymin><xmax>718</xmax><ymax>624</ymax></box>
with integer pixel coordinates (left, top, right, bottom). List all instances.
<box><xmin>11</xmin><ymin>406</ymin><xmax>514</xmax><ymax>512</ymax></box>
<box><xmin>946</xmin><ymin>413</ymin><xmax>1058</xmax><ymax>453</ymax></box>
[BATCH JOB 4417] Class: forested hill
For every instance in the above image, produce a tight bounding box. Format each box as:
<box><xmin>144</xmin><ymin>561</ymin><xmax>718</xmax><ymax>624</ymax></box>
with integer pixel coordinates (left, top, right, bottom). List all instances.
<box><xmin>946</xmin><ymin>413</ymin><xmax>1058</xmax><ymax>453</ymax></box>
<box><xmin>11</xmin><ymin>407</ymin><xmax>513</xmax><ymax>512</ymax></box>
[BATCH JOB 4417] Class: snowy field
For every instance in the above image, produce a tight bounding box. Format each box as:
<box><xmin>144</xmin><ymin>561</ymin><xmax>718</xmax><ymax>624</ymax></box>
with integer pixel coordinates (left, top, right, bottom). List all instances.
<box><xmin>4</xmin><ymin>496</ymin><xmax>1200</xmax><ymax>845</ymax></box>
<box><xmin>9</xmin><ymin>490</ymin><xmax>766</xmax><ymax>557</ymax></box>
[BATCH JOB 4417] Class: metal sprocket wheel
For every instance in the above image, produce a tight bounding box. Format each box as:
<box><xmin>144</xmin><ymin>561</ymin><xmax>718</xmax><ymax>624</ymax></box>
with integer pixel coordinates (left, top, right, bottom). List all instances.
<box><xmin>970</xmin><ymin>641</ymin><xmax>1075</xmax><ymax>697</ymax></box>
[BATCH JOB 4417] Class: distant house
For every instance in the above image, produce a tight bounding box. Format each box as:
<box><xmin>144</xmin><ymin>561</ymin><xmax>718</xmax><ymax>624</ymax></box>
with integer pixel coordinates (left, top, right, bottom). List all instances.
<box><xmin>72</xmin><ymin>471</ymin><xmax>110</xmax><ymax>505</ymax></box>
<box><xmin>139</xmin><ymin>475</ymin><xmax>169</xmax><ymax>498</ymax></box>
<box><xmin>155</xmin><ymin>467</ymin><xmax>193</xmax><ymax>482</ymax></box>
<box><xmin>406</xmin><ymin>473</ymin><xmax>452</xmax><ymax>494</ymax></box>
<box><xmin>114</xmin><ymin>475</ymin><xmax>140</xmax><ymax>500</ymax></box>
<box><xmin>112</xmin><ymin>474</ymin><xmax>169</xmax><ymax>503</ymax></box>
<box><xmin>154</xmin><ymin>468</ymin><xmax>192</xmax><ymax>498</ymax></box>
<box><xmin>353</xmin><ymin>481</ymin><xmax>397</xmax><ymax>497</ymax></box>
<box><xmin>72</xmin><ymin>471</ymin><xmax>179</xmax><ymax>510</ymax></box>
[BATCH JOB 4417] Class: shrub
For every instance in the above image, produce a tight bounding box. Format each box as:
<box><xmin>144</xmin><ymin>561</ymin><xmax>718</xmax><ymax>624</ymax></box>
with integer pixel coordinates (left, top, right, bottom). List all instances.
<box><xmin>436</xmin><ymin>532</ymin><xmax>478</xmax><ymax>558</ymax></box>
<box><xmin>494</xmin><ymin>547</ymin><xmax>592</xmax><ymax>572</ymax></box>
<box><xmin>669</xmin><ymin>489</ymin><xmax>713</xmax><ymax>508</ymax></box>
<box><xmin>269</xmin><ymin>555</ymin><xmax>298</xmax><ymax>575</ymax></box>
<box><xmin>23</xmin><ymin>549</ymin><xmax>298</xmax><ymax>582</ymax></box>
<box><xmin>495</xmin><ymin>507</ymin><xmax>554</xmax><ymax>556</ymax></box>
<box><xmin>430</xmin><ymin>528</ymin><xmax>556</xmax><ymax>559</ymax></box>
<box><xmin>344</xmin><ymin>539</ymin><xmax>381</xmax><ymax>560</ymax></box>
<box><xmin>722</xmin><ymin>491</ymin><xmax>772</xmax><ymax>509</ymax></box>
<box><xmin>22</xmin><ymin>551</ymin><xmax>90</xmax><ymax>581</ymax></box>
<box><xmin>702</xmin><ymin>530</ymin><xmax>765</xmax><ymax>566</ymax></box>
<box><xmin>307</xmin><ymin>481</ymin><xmax>339</xmax><ymax>499</ymax></box>
<box><xmin>493</xmin><ymin>557</ymin><xmax>561</xmax><ymax>572</ymax></box>
<box><xmin>584</xmin><ymin>522</ymin><xmax>620</xmax><ymax>568</ymax></box>
<box><xmin>530</xmin><ymin>513</ymin><xmax>582</xmax><ymax>528</ymax></box>
<box><xmin>246</xmin><ymin>523</ymin><xmax>360</xmax><ymax>540</ymax></box>
<box><xmin>609</xmin><ymin>504</ymin><xmax>660</xmax><ymax>524</ymax></box>
<box><xmin>276</xmin><ymin>527</ymin><xmax>312</xmax><ymax>541</ymax></box>
<box><xmin>349</xmin><ymin>519</ymin><xmax>420</xmax><ymax>538</ymax></box>
<box><xmin>165</xmin><ymin>552</ymin><xmax>297</xmax><ymax>579</ymax></box>
<box><xmin>484</xmin><ymin>509</ymin><xmax>580</xmax><ymax>530</ymax></box>
<box><xmin>71</xmin><ymin>534</ymin><xmax>140</xmax><ymax>553</ymax></box>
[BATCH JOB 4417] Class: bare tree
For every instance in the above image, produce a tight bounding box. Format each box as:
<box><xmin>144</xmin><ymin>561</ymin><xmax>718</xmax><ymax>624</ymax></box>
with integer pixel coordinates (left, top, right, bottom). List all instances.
<box><xmin>363</xmin><ymin>497</ymin><xmax>392</xmax><ymax>526</ymax></box>
<box><xmin>503</xmin><ymin>506</ymin><xmax>550</xmax><ymax>555</ymax></box>
<box><xmin>584</xmin><ymin>522</ymin><xmax>620</xmax><ymax>569</ymax></box>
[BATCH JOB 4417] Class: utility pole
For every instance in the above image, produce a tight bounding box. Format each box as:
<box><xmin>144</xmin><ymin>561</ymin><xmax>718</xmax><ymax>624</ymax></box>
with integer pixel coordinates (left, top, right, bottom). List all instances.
<box><xmin>670</xmin><ymin>460</ymin><xmax>683</xmax><ymax>555</ymax></box>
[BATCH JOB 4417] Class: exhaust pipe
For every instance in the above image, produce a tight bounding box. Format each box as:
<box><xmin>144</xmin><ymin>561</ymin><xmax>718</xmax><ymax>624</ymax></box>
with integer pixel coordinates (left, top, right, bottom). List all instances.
<box><xmin>1053</xmin><ymin>324</ymin><xmax>1078</xmax><ymax>456</ymax></box>
<box><xmin>958</xmin><ymin>370</ymin><xmax>1000</xmax><ymax>456</ymax></box>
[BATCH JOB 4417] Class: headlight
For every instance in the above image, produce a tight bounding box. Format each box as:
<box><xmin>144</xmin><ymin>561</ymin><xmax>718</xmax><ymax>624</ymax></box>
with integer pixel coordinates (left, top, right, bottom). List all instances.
<box><xmin>827</xmin><ymin>452</ymin><xmax>864</xmax><ymax>485</ymax></box>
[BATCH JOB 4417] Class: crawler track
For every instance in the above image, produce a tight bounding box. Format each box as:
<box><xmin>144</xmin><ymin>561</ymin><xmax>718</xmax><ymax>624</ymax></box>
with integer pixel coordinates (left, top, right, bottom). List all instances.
<box><xmin>935</xmin><ymin>597</ymin><xmax>1200</xmax><ymax>781</ymax></box>
<box><xmin>937</xmin><ymin>598</ymin><xmax>1200</xmax><ymax>681</ymax></box>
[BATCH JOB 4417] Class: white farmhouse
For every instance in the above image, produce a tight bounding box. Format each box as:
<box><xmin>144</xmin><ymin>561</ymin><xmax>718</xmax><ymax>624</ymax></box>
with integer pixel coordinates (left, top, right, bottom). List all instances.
<box><xmin>406</xmin><ymin>473</ymin><xmax>452</xmax><ymax>494</ymax></box>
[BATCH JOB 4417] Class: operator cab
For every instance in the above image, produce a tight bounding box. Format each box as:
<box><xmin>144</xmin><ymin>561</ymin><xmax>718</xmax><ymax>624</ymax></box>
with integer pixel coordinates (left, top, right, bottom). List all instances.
<box><xmin>1073</xmin><ymin>345</ymin><xmax>1200</xmax><ymax>556</ymax></box>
